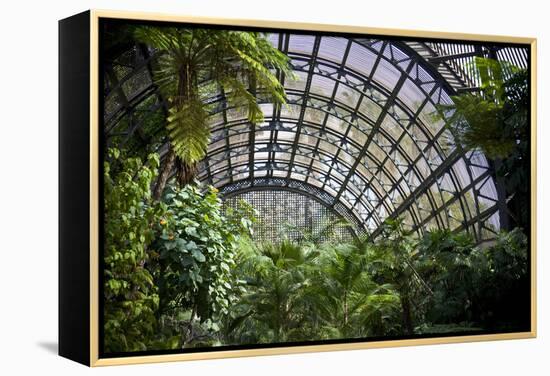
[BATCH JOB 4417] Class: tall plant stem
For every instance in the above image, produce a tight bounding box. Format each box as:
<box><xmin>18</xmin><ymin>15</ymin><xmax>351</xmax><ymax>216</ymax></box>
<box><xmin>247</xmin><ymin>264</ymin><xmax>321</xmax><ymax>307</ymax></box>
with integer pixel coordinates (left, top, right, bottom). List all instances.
<box><xmin>400</xmin><ymin>293</ymin><xmax>414</xmax><ymax>335</ymax></box>
<box><xmin>153</xmin><ymin>147</ymin><xmax>176</xmax><ymax>201</ymax></box>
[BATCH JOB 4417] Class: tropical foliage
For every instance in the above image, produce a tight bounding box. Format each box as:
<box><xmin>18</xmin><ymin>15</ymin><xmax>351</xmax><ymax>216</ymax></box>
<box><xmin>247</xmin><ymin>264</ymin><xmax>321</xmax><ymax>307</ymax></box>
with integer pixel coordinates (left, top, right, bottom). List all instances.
<box><xmin>133</xmin><ymin>26</ymin><xmax>293</xmax><ymax>196</ymax></box>
<box><xmin>103</xmin><ymin>149</ymin><xmax>166</xmax><ymax>352</ymax></box>
<box><xmin>150</xmin><ymin>185</ymin><xmax>255</xmax><ymax>348</ymax></box>
<box><xmin>223</xmin><ymin>221</ymin><xmax>528</xmax><ymax>345</ymax></box>
<box><xmin>414</xmin><ymin>226</ymin><xmax>529</xmax><ymax>333</ymax></box>
<box><xmin>102</xmin><ymin>24</ymin><xmax>530</xmax><ymax>353</ymax></box>
<box><xmin>104</xmin><ymin>148</ymin><xmax>529</xmax><ymax>352</ymax></box>
<box><xmin>439</xmin><ymin>57</ymin><xmax>528</xmax><ymax>159</ymax></box>
<box><xmin>439</xmin><ymin>57</ymin><xmax>530</xmax><ymax>229</ymax></box>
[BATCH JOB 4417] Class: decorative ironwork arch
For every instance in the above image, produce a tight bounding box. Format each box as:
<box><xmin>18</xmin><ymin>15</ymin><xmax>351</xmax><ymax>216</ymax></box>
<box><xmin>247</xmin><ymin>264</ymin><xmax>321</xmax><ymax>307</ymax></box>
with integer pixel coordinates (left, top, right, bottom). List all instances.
<box><xmin>103</xmin><ymin>28</ymin><xmax>528</xmax><ymax>243</ymax></box>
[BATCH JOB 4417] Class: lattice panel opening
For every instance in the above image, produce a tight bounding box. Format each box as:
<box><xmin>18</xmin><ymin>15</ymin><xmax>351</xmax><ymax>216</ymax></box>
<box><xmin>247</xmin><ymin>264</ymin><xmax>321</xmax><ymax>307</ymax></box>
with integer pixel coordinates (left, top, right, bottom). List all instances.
<box><xmin>223</xmin><ymin>190</ymin><xmax>355</xmax><ymax>243</ymax></box>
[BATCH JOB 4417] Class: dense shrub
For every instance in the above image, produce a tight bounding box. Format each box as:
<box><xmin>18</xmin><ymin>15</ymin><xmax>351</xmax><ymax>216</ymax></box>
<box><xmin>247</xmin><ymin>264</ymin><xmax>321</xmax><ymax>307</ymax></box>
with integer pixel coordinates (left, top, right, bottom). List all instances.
<box><xmin>103</xmin><ymin>150</ymin><xmax>166</xmax><ymax>352</ymax></box>
<box><xmin>150</xmin><ymin>185</ymin><xmax>255</xmax><ymax>347</ymax></box>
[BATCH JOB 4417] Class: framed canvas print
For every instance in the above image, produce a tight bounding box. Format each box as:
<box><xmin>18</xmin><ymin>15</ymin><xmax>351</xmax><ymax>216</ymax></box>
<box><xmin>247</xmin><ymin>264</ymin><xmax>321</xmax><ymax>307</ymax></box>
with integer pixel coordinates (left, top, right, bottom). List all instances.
<box><xmin>58</xmin><ymin>9</ymin><xmax>537</xmax><ymax>366</ymax></box>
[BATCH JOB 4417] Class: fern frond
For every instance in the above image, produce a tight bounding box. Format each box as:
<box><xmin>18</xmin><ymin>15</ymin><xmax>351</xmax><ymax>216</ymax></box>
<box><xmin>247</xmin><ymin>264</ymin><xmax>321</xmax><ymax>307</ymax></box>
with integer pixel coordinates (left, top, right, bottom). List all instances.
<box><xmin>134</xmin><ymin>26</ymin><xmax>178</xmax><ymax>51</ymax></box>
<box><xmin>166</xmin><ymin>100</ymin><xmax>210</xmax><ymax>163</ymax></box>
<box><xmin>221</xmin><ymin>75</ymin><xmax>264</xmax><ymax>124</ymax></box>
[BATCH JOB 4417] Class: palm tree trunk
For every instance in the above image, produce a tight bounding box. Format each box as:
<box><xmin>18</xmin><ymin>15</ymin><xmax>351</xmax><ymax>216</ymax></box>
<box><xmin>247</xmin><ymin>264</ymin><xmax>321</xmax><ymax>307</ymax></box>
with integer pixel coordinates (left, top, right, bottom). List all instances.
<box><xmin>400</xmin><ymin>294</ymin><xmax>414</xmax><ymax>335</ymax></box>
<box><xmin>153</xmin><ymin>147</ymin><xmax>177</xmax><ymax>201</ymax></box>
<box><xmin>343</xmin><ymin>290</ymin><xmax>349</xmax><ymax>327</ymax></box>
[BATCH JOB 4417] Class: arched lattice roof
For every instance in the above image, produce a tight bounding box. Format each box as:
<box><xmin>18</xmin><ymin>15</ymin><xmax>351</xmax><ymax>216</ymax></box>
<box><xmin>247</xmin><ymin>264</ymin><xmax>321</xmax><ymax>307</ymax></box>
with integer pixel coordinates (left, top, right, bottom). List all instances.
<box><xmin>103</xmin><ymin>29</ymin><xmax>528</xmax><ymax>242</ymax></box>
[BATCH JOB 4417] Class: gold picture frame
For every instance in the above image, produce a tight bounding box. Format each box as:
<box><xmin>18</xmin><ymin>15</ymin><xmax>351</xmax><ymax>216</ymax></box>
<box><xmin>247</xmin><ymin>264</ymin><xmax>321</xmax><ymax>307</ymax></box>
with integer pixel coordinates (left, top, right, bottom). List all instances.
<box><xmin>59</xmin><ymin>9</ymin><xmax>537</xmax><ymax>367</ymax></box>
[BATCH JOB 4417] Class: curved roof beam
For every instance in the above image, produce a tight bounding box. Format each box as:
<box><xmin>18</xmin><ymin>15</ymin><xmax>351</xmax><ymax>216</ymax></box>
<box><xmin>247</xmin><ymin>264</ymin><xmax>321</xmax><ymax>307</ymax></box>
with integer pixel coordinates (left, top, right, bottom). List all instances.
<box><xmin>103</xmin><ymin>33</ymin><xmax>514</xmax><ymax>242</ymax></box>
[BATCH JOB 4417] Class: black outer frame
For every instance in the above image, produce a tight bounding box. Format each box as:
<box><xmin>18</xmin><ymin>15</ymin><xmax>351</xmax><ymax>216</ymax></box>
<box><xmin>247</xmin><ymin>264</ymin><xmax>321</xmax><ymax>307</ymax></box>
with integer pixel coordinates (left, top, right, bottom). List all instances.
<box><xmin>59</xmin><ymin>10</ymin><xmax>91</xmax><ymax>366</ymax></box>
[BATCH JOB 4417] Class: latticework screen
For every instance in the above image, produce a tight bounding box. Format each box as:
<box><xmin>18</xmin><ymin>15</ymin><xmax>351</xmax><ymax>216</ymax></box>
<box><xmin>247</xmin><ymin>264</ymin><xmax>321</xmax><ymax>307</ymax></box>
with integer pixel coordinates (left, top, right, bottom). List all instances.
<box><xmin>223</xmin><ymin>190</ymin><xmax>355</xmax><ymax>243</ymax></box>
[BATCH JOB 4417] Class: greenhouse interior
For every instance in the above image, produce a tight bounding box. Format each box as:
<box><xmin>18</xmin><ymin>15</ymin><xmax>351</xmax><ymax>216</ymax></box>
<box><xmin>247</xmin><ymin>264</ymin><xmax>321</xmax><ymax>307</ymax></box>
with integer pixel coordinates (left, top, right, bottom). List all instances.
<box><xmin>101</xmin><ymin>20</ymin><xmax>531</xmax><ymax>354</ymax></box>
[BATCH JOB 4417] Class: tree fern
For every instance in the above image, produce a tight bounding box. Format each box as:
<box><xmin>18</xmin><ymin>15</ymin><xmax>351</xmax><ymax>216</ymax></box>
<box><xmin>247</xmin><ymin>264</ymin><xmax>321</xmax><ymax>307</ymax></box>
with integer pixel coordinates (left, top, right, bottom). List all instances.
<box><xmin>133</xmin><ymin>26</ymin><xmax>293</xmax><ymax>195</ymax></box>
